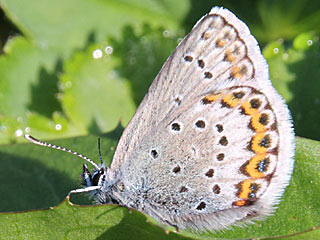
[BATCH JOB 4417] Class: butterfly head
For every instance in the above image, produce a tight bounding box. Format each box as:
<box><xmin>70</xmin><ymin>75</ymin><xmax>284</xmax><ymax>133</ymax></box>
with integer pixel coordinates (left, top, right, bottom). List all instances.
<box><xmin>81</xmin><ymin>162</ymin><xmax>106</xmax><ymax>187</ymax></box>
<box><xmin>24</xmin><ymin>134</ymin><xmax>116</xmax><ymax>202</ymax></box>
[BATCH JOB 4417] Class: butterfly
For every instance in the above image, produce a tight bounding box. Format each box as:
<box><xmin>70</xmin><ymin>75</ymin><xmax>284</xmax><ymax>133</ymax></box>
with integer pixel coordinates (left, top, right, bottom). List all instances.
<box><xmin>26</xmin><ymin>7</ymin><xmax>295</xmax><ymax>231</ymax></box>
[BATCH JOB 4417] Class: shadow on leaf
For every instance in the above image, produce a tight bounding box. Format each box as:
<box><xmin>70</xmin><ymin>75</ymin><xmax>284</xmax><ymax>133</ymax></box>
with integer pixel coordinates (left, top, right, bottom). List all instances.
<box><xmin>28</xmin><ymin>60</ymin><xmax>63</xmax><ymax>118</ymax></box>
<box><xmin>0</xmin><ymin>151</ymin><xmax>85</xmax><ymax>212</ymax></box>
<box><xmin>97</xmin><ymin>208</ymin><xmax>188</xmax><ymax>240</ymax></box>
<box><xmin>108</xmin><ymin>24</ymin><xmax>180</xmax><ymax>106</ymax></box>
<box><xmin>287</xmin><ymin>48</ymin><xmax>320</xmax><ymax>141</ymax></box>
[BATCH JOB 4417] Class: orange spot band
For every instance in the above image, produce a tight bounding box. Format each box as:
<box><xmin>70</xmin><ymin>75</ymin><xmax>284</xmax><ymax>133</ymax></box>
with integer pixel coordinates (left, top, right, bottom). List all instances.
<box><xmin>245</xmin><ymin>154</ymin><xmax>267</xmax><ymax>178</ymax></box>
<box><xmin>241</xmin><ymin>100</ymin><xmax>258</xmax><ymax>116</ymax></box>
<box><xmin>203</xmin><ymin>93</ymin><xmax>221</xmax><ymax>103</ymax></box>
<box><xmin>251</xmin><ymin>113</ymin><xmax>266</xmax><ymax>132</ymax></box>
<box><xmin>238</xmin><ymin>179</ymin><xmax>252</xmax><ymax>199</ymax></box>
<box><xmin>251</xmin><ymin>132</ymin><xmax>268</xmax><ymax>154</ymax></box>
<box><xmin>231</xmin><ymin>66</ymin><xmax>242</xmax><ymax>78</ymax></box>
<box><xmin>216</xmin><ymin>38</ymin><xmax>225</xmax><ymax>47</ymax></box>
<box><xmin>222</xmin><ymin>93</ymin><xmax>241</xmax><ymax>108</ymax></box>
<box><xmin>225</xmin><ymin>50</ymin><xmax>236</xmax><ymax>63</ymax></box>
<box><xmin>234</xmin><ymin>200</ymin><xmax>246</xmax><ymax>206</ymax></box>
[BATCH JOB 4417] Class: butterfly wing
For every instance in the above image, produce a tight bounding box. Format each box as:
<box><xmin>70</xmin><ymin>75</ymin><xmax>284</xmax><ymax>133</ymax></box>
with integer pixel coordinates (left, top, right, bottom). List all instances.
<box><xmin>111</xmin><ymin>7</ymin><xmax>294</xmax><ymax>230</ymax></box>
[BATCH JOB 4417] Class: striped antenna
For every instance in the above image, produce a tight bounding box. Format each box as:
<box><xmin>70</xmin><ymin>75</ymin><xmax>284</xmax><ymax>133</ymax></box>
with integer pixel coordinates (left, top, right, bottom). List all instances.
<box><xmin>98</xmin><ymin>137</ymin><xmax>103</xmax><ymax>165</ymax></box>
<box><xmin>24</xmin><ymin>134</ymin><xmax>100</xmax><ymax>170</ymax></box>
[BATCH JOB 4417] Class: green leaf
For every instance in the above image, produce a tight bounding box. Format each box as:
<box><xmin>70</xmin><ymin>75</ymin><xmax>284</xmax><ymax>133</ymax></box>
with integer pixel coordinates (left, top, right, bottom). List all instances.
<box><xmin>279</xmin><ymin>226</ymin><xmax>320</xmax><ymax>239</ymax></box>
<box><xmin>0</xmin><ymin>37</ymin><xmax>65</xmax><ymax>144</ymax></box>
<box><xmin>0</xmin><ymin>135</ymin><xmax>319</xmax><ymax>239</ymax></box>
<box><xmin>0</xmin><ymin>127</ymin><xmax>122</xmax><ymax>212</ymax></box>
<box><xmin>265</xmin><ymin>37</ymin><xmax>320</xmax><ymax>141</ymax></box>
<box><xmin>0</xmin><ymin>37</ymin><xmax>60</xmax><ymax>119</ymax></box>
<box><xmin>0</xmin><ymin>0</ymin><xmax>190</xmax><ymax>144</ymax></box>
<box><xmin>108</xmin><ymin>24</ymin><xmax>182</xmax><ymax>106</ymax></box>
<box><xmin>293</xmin><ymin>32</ymin><xmax>318</xmax><ymax>50</ymax></box>
<box><xmin>0</xmin><ymin>115</ymin><xmax>25</xmax><ymax>144</ymax></box>
<box><xmin>255</xmin><ymin>0</ymin><xmax>320</xmax><ymax>42</ymax></box>
<box><xmin>0</xmin><ymin>0</ymin><xmax>190</xmax><ymax>56</ymax></box>
<box><xmin>60</xmin><ymin>44</ymin><xmax>136</xmax><ymax>134</ymax></box>
<box><xmin>262</xmin><ymin>41</ymin><xmax>285</xmax><ymax>60</ymax></box>
<box><xmin>0</xmin><ymin>198</ymin><xmax>188</xmax><ymax>240</ymax></box>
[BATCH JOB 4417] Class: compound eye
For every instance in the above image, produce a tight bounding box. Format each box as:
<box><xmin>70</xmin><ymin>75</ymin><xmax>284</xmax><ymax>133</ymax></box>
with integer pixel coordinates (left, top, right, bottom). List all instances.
<box><xmin>92</xmin><ymin>169</ymin><xmax>104</xmax><ymax>186</ymax></box>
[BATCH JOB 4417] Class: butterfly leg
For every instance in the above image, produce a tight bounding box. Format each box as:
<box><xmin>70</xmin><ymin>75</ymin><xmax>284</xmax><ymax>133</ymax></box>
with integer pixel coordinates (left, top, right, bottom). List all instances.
<box><xmin>68</xmin><ymin>186</ymin><xmax>101</xmax><ymax>195</ymax></box>
<box><xmin>164</xmin><ymin>220</ymin><xmax>180</xmax><ymax>232</ymax></box>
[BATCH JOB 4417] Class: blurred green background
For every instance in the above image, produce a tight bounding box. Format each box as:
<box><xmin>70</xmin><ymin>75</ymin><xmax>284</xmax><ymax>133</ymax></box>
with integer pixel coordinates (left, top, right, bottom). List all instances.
<box><xmin>0</xmin><ymin>0</ymin><xmax>319</xmax><ymax>144</ymax></box>
<box><xmin>0</xmin><ymin>1</ymin><xmax>320</xmax><ymax>239</ymax></box>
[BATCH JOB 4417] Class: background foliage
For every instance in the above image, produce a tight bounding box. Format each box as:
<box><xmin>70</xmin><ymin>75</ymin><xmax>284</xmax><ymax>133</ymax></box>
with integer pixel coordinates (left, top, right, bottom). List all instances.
<box><xmin>0</xmin><ymin>0</ymin><xmax>320</xmax><ymax>143</ymax></box>
<box><xmin>0</xmin><ymin>0</ymin><xmax>319</xmax><ymax>239</ymax></box>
